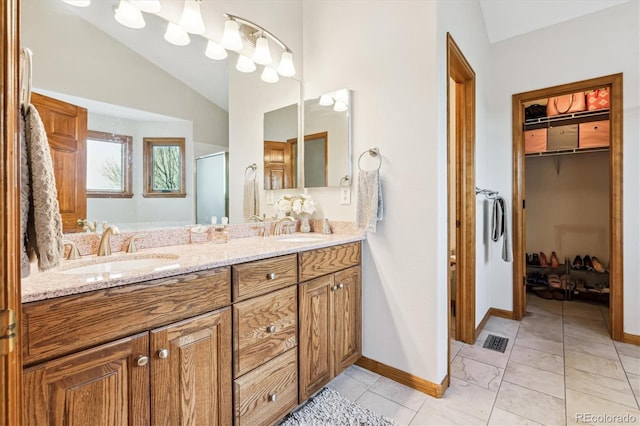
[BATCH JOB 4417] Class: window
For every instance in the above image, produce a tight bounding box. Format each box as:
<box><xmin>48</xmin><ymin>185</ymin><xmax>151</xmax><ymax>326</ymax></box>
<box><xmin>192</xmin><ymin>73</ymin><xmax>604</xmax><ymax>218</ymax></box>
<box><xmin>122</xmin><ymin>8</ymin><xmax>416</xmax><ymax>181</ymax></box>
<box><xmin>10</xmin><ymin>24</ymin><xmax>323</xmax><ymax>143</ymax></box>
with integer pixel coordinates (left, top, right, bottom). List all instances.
<box><xmin>86</xmin><ymin>130</ymin><xmax>133</xmax><ymax>198</ymax></box>
<box><xmin>143</xmin><ymin>137</ymin><xmax>186</xmax><ymax>198</ymax></box>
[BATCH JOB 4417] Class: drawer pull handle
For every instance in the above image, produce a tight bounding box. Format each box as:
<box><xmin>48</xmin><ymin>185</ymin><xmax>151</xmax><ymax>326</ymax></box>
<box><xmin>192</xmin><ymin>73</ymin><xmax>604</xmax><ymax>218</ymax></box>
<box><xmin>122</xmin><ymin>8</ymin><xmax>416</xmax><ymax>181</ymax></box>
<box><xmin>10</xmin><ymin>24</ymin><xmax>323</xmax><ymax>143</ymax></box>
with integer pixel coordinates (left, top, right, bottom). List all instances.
<box><xmin>136</xmin><ymin>355</ymin><xmax>149</xmax><ymax>367</ymax></box>
<box><xmin>269</xmin><ymin>393</ymin><xmax>277</xmax><ymax>402</ymax></box>
<box><xmin>338</xmin><ymin>283</ymin><xmax>344</xmax><ymax>289</ymax></box>
<box><xmin>267</xmin><ymin>272</ymin><xmax>277</xmax><ymax>280</ymax></box>
<box><xmin>157</xmin><ymin>349</ymin><xmax>169</xmax><ymax>359</ymax></box>
<box><xmin>266</xmin><ymin>325</ymin><xmax>276</xmax><ymax>333</ymax></box>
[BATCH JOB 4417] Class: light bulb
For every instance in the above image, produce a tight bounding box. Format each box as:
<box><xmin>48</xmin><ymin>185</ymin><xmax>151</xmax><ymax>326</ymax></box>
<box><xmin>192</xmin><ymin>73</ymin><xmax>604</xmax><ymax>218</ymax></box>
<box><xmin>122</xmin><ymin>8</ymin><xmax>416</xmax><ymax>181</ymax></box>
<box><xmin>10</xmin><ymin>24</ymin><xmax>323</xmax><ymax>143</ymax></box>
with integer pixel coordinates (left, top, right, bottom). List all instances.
<box><xmin>319</xmin><ymin>94</ymin><xmax>334</xmax><ymax>106</ymax></box>
<box><xmin>130</xmin><ymin>0</ymin><xmax>161</xmax><ymax>13</ymax></box>
<box><xmin>261</xmin><ymin>67</ymin><xmax>279</xmax><ymax>83</ymax></box>
<box><xmin>252</xmin><ymin>36</ymin><xmax>272</xmax><ymax>65</ymax></box>
<box><xmin>236</xmin><ymin>55</ymin><xmax>256</xmax><ymax>73</ymax></box>
<box><xmin>333</xmin><ymin>101</ymin><xmax>348</xmax><ymax>112</ymax></box>
<box><xmin>114</xmin><ymin>0</ymin><xmax>145</xmax><ymax>29</ymax></box>
<box><xmin>164</xmin><ymin>22</ymin><xmax>190</xmax><ymax>46</ymax></box>
<box><xmin>205</xmin><ymin>40</ymin><xmax>227</xmax><ymax>60</ymax></box>
<box><xmin>277</xmin><ymin>50</ymin><xmax>295</xmax><ymax>77</ymax></box>
<box><xmin>334</xmin><ymin>89</ymin><xmax>349</xmax><ymax>104</ymax></box>
<box><xmin>179</xmin><ymin>0</ymin><xmax>205</xmax><ymax>35</ymax></box>
<box><xmin>62</xmin><ymin>0</ymin><xmax>91</xmax><ymax>6</ymax></box>
<box><xmin>222</xmin><ymin>19</ymin><xmax>243</xmax><ymax>51</ymax></box>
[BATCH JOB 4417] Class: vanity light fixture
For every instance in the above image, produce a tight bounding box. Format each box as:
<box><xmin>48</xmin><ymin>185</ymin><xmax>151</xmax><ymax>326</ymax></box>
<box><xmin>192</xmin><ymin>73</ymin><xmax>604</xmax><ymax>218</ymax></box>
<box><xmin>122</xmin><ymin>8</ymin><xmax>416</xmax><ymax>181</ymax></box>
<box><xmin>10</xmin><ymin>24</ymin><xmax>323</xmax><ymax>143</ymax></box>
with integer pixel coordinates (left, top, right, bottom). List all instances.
<box><xmin>114</xmin><ymin>0</ymin><xmax>146</xmax><ymax>29</ymax></box>
<box><xmin>252</xmin><ymin>35</ymin><xmax>272</xmax><ymax>65</ymax></box>
<box><xmin>236</xmin><ymin>55</ymin><xmax>257</xmax><ymax>73</ymax></box>
<box><xmin>130</xmin><ymin>0</ymin><xmax>161</xmax><ymax>13</ymax></box>
<box><xmin>319</xmin><ymin>94</ymin><xmax>334</xmax><ymax>106</ymax></box>
<box><xmin>205</xmin><ymin>40</ymin><xmax>228</xmax><ymax>60</ymax></box>
<box><xmin>222</xmin><ymin>18</ymin><xmax>244</xmax><ymax>51</ymax></box>
<box><xmin>261</xmin><ymin>66</ymin><xmax>279</xmax><ymax>83</ymax></box>
<box><xmin>277</xmin><ymin>50</ymin><xmax>296</xmax><ymax>77</ymax></box>
<box><xmin>333</xmin><ymin>101</ymin><xmax>348</xmax><ymax>112</ymax></box>
<box><xmin>164</xmin><ymin>22</ymin><xmax>190</xmax><ymax>46</ymax></box>
<box><xmin>62</xmin><ymin>0</ymin><xmax>90</xmax><ymax>6</ymax></box>
<box><xmin>179</xmin><ymin>0</ymin><xmax>206</xmax><ymax>35</ymax></box>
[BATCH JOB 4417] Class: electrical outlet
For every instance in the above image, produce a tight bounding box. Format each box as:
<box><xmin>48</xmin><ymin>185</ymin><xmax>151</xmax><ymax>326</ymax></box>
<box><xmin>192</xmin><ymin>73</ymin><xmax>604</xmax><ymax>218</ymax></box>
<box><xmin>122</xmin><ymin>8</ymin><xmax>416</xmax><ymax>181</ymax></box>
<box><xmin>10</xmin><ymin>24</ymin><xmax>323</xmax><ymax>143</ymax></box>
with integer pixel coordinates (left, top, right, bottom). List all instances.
<box><xmin>266</xmin><ymin>190</ymin><xmax>275</xmax><ymax>205</ymax></box>
<box><xmin>340</xmin><ymin>187</ymin><xmax>351</xmax><ymax>205</ymax></box>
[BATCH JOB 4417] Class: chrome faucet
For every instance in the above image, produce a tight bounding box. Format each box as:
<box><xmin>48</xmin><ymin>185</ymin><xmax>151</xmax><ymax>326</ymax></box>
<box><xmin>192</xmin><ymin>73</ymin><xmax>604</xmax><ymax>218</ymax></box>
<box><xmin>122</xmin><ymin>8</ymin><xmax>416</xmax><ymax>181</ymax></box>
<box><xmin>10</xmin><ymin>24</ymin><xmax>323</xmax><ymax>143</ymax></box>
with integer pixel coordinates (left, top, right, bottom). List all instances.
<box><xmin>63</xmin><ymin>240</ymin><xmax>81</xmax><ymax>260</ymax></box>
<box><xmin>98</xmin><ymin>225</ymin><xmax>120</xmax><ymax>256</ymax></box>
<box><xmin>274</xmin><ymin>216</ymin><xmax>295</xmax><ymax>236</ymax></box>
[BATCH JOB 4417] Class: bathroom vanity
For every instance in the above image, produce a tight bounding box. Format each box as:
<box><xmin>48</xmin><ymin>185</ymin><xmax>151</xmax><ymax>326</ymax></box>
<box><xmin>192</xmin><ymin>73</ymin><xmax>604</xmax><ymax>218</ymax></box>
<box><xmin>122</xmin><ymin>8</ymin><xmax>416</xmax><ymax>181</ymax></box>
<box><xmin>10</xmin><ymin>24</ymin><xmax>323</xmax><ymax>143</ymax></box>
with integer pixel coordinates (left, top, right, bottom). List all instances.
<box><xmin>20</xmin><ymin>234</ymin><xmax>363</xmax><ymax>425</ymax></box>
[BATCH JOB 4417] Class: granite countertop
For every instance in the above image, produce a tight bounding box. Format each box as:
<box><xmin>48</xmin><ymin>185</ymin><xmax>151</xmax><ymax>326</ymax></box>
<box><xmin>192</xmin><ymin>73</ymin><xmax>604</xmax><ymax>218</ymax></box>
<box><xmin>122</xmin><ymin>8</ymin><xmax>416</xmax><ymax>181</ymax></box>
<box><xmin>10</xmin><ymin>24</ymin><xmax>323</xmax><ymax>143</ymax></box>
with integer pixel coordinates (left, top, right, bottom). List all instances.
<box><xmin>22</xmin><ymin>233</ymin><xmax>365</xmax><ymax>303</ymax></box>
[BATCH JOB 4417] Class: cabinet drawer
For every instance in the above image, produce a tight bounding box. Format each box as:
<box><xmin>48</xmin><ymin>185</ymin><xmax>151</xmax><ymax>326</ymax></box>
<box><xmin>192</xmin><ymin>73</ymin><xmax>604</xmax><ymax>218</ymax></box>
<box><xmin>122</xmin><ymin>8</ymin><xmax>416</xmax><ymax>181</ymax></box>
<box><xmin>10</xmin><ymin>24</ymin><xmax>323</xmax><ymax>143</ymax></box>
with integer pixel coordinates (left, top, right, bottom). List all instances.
<box><xmin>299</xmin><ymin>242</ymin><xmax>361</xmax><ymax>281</ymax></box>
<box><xmin>232</xmin><ymin>254</ymin><xmax>297</xmax><ymax>301</ymax></box>
<box><xmin>22</xmin><ymin>268</ymin><xmax>230</xmax><ymax>365</ymax></box>
<box><xmin>234</xmin><ymin>349</ymin><xmax>297</xmax><ymax>426</ymax></box>
<box><xmin>579</xmin><ymin>120</ymin><xmax>610</xmax><ymax>148</ymax></box>
<box><xmin>234</xmin><ymin>286</ymin><xmax>297</xmax><ymax>377</ymax></box>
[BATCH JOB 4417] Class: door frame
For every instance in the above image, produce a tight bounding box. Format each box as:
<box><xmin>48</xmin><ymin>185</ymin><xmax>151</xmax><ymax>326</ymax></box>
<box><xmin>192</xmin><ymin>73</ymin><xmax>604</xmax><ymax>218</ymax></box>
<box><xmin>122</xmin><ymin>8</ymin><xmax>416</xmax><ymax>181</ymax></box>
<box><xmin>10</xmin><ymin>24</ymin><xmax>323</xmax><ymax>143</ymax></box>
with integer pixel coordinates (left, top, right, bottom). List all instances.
<box><xmin>511</xmin><ymin>74</ymin><xmax>623</xmax><ymax>340</ymax></box>
<box><xmin>1</xmin><ymin>0</ymin><xmax>23</xmax><ymax>423</ymax></box>
<box><xmin>447</xmin><ymin>34</ymin><xmax>476</xmax><ymax>345</ymax></box>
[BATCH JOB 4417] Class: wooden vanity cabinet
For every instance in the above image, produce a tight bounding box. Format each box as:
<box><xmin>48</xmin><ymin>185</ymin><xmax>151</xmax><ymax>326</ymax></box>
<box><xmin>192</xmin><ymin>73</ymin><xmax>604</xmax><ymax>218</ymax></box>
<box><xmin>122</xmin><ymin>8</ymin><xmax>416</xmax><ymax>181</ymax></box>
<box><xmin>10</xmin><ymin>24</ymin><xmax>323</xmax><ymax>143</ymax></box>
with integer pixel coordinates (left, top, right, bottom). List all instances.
<box><xmin>298</xmin><ymin>243</ymin><xmax>362</xmax><ymax>401</ymax></box>
<box><xmin>22</xmin><ymin>268</ymin><xmax>232</xmax><ymax>426</ymax></box>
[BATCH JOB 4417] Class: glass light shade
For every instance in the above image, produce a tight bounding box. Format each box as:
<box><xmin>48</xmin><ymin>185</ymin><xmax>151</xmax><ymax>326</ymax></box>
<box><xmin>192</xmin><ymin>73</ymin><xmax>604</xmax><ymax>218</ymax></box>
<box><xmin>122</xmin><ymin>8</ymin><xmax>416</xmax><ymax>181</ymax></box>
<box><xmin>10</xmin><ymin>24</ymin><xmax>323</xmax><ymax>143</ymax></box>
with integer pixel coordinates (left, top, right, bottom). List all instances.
<box><xmin>222</xmin><ymin>19</ymin><xmax>243</xmax><ymax>51</ymax></box>
<box><xmin>62</xmin><ymin>0</ymin><xmax>91</xmax><ymax>6</ymax></box>
<box><xmin>236</xmin><ymin>55</ymin><xmax>256</xmax><ymax>73</ymax></box>
<box><xmin>205</xmin><ymin>40</ymin><xmax>227</xmax><ymax>60</ymax></box>
<box><xmin>333</xmin><ymin>101</ymin><xmax>348</xmax><ymax>112</ymax></box>
<box><xmin>261</xmin><ymin>67</ymin><xmax>279</xmax><ymax>83</ymax></box>
<box><xmin>334</xmin><ymin>88</ymin><xmax>349</xmax><ymax>104</ymax></box>
<box><xmin>252</xmin><ymin>36</ymin><xmax>272</xmax><ymax>65</ymax></box>
<box><xmin>130</xmin><ymin>0</ymin><xmax>161</xmax><ymax>13</ymax></box>
<box><xmin>319</xmin><ymin>94</ymin><xmax>334</xmax><ymax>106</ymax></box>
<box><xmin>164</xmin><ymin>22</ymin><xmax>190</xmax><ymax>46</ymax></box>
<box><xmin>179</xmin><ymin>0</ymin><xmax>205</xmax><ymax>35</ymax></box>
<box><xmin>114</xmin><ymin>0</ymin><xmax>145</xmax><ymax>29</ymax></box>
<box><xmin>277</xmin><ymin>50</ymin><xmax>295</xmax><ymax>77</ymax></box>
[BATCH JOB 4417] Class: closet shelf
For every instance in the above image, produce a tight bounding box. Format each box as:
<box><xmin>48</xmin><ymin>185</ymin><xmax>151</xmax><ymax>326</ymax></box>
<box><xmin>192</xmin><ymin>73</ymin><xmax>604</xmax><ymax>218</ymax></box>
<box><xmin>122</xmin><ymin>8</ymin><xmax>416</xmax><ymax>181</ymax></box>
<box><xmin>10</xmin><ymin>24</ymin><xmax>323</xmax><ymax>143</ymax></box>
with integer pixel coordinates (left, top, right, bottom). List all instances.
<box><xmin>525</xmin><ymin>146</ymin><xmax>609</xmax><ymax>158</ymax></box>
<box><xmin>524</xmin><ymin>109</ymin><xmax>609</xmax><ymax>130</ymax></box>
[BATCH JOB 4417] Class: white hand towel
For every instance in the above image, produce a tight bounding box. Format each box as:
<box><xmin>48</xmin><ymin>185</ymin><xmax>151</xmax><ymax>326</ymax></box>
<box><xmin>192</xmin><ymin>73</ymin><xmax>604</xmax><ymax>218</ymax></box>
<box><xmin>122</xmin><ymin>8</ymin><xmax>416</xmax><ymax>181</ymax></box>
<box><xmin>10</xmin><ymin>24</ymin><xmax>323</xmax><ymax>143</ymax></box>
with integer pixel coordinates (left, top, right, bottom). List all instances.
<box><xmin>356</xmin><ymin>169</ymin><xmax>383</xmax><ymax>233</ymax></box>
<box><xmin>243</xmin><ymin>179</ymin><xmax>259</xmax><ymax>220</ymax></box>
<box><xmin>24</xmin><ymin>104</ymin><xmax>64</xmax><ymax>271</ymax></box>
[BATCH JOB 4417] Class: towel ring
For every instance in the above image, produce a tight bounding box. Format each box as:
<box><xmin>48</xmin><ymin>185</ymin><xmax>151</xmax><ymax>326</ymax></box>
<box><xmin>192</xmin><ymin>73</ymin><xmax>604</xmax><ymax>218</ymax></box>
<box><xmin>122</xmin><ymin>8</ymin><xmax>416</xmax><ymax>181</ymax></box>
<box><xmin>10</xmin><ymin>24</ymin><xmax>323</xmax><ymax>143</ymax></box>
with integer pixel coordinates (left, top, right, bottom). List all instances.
<box><xmin>358</xmin><ymin>147</ymin><xmax>381</xmax><ymax>171</ymax></box>
<box><xmin>245</xmin><ymin>163</ymin><xmax>257</xmax><ymax>181</ymax></box>
<box><xmin>20</xmin><ymin>47</ymin><xmax>33</xmax><ymax>113</ymax></box>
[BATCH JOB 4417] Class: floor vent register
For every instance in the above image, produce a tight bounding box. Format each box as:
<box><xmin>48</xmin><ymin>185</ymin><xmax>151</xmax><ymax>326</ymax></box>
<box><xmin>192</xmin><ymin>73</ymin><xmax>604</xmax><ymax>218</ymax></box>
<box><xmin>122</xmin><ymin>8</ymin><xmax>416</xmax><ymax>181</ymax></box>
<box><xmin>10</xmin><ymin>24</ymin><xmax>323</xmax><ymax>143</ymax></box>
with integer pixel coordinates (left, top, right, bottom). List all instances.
<box><xmin>483</xmin><ymin>334</ymin><xmax>509</xmax><ymax>353</ymax></box>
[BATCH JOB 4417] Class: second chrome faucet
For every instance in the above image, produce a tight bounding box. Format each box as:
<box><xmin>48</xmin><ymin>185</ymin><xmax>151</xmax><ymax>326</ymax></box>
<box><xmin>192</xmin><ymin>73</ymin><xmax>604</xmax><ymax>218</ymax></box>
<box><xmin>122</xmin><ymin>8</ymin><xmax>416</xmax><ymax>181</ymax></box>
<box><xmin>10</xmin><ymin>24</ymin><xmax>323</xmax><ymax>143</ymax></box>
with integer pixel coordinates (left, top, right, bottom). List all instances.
<box><xmin>98</xmin><ymin>225</ymin><xmax>120</xmax><ymax>256</ymax></box>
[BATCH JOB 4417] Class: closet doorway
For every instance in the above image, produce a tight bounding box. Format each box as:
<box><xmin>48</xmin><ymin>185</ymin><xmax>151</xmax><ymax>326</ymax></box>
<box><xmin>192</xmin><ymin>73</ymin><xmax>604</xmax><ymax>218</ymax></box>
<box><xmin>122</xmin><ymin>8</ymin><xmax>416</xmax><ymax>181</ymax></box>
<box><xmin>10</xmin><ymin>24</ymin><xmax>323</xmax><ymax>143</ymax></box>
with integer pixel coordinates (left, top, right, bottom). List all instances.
<box><xmin>447</xmin><ymin>34</ymin><xmax>476</xmax><ymax>347</ymax></box>
<box><xmin>511</xmin><ymin>74</ymin><xmax>624</xmax><ymax>340</ymax></box>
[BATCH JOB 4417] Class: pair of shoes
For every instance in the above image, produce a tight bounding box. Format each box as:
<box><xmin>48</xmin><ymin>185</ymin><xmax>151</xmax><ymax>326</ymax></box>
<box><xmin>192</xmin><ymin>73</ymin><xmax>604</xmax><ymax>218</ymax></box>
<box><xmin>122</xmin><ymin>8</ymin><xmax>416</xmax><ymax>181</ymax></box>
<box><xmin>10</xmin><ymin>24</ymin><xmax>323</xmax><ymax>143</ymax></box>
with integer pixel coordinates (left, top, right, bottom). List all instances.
<box><xmin>572</xmin><ymin>255</ymin><xmax>583</xmax><ymax>269</ymax></box>
<box><xmin>550</xmin><ymin>251</ymin><xmax>559</xmax><ymax>268</ymax></box>
<box><xmin>591</xmin><ymin>256</ymin><xmax>606</xmax><ymax>273</ymax></box>
<box><xmin>527</xmin><ymin>272</ymin><xmax>548</xmax><ymax>286</ymax></box>
<box><xmin>539</xmin><ymin>252</ymin><xmax>549</xmax><ymax>268</ymax></box>
<box><xmin>529</xmin><ymin>253</ymin><xmax>540</xmax><ymax>266</ymax></box>
<box><xmin>583</xmin><ymin>255</ymin><xmax>594</xmax><ymax>270</ymax></box>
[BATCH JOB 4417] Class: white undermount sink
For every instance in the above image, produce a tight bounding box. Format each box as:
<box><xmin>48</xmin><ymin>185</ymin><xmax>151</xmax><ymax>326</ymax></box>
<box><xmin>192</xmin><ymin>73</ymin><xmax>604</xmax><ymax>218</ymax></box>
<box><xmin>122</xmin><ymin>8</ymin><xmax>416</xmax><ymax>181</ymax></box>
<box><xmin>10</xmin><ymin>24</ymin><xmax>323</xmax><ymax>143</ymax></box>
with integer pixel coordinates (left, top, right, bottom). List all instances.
<box><xmin>61</xmin><ymin>253</ymin><xmax>180</xmax><ymax>275</ymax></box>
<box><xmin>276</xmin><ymin>235</ymin><xmax>327</xmax><ymax>243</ymax></box>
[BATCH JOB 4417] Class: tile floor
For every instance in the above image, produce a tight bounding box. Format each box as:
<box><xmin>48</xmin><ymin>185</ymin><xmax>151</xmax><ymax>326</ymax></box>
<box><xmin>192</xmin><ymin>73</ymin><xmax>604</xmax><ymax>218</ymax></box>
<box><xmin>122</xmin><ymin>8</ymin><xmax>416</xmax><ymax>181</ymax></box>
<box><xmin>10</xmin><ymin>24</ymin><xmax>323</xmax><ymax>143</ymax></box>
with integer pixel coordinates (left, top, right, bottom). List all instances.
<box><xmin>327</xmin><ymin>296</ymin><xmax>640</xmax><ymax>425</ymax></box>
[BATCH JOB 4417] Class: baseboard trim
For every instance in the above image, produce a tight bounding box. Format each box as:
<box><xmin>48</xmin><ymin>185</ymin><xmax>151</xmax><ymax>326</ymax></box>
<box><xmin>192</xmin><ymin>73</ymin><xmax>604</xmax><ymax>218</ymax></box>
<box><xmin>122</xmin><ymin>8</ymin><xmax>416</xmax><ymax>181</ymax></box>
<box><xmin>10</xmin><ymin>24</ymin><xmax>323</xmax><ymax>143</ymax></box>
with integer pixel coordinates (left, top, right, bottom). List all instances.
<box><xmin>356</xmin><ymin>356</ymin><xmax>448</xmax><ymax>398</ymax></box>
<box><xmin>489</xmin><ymin>307</ymin><xmax>514</xmax><ymax>319</ymax></box>
<box><xmin>475</xmin><ymin>309</ymin><xmax>492</xmax><ymax>340</ymax></box>
<box><xmin>623</xmin><ymin>333</ymin><xmax>640</xmax><ymax>346</ymax></box>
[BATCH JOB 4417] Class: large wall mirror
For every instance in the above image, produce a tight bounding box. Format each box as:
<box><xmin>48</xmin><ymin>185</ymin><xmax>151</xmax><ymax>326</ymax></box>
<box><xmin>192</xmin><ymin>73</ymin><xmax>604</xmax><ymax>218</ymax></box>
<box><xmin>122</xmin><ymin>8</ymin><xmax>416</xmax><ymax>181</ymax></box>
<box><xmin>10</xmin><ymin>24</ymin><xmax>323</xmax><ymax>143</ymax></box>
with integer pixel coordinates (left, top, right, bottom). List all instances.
<box><xmin>263</xmin><ymin>88</ymin><xmax>352</xmax><ymax>189</ymax></box>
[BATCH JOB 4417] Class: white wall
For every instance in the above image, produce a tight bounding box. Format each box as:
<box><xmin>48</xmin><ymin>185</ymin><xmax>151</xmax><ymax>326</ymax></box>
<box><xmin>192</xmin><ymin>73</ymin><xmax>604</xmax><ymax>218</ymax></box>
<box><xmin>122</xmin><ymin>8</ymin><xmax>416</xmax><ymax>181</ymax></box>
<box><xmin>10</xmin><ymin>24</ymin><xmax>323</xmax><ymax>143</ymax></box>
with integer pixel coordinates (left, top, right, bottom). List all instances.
<box><xmin>87</xmin><ymin>113</ymin><xmax>195</xmax><ymax>229</ymax></box>
<box><xmin>489</xmin><ymin>1</ymin><xmax>640</xmax><ymax>334</ymax></box>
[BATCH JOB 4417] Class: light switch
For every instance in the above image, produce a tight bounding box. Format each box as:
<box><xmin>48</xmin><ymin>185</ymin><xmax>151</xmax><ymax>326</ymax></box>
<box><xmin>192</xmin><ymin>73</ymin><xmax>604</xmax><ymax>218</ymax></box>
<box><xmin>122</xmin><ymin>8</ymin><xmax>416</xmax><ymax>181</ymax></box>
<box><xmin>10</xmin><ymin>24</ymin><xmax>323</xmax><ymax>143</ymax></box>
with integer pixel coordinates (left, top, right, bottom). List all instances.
<box><xmin>266</xmin><ymin>190</ymin><xmax>275</xmax><ymax>205</ymax></box>
<box><xmin>340</xmin><ymin>187</ymin><xmax>351</xmax><ymax>205</ymax></box>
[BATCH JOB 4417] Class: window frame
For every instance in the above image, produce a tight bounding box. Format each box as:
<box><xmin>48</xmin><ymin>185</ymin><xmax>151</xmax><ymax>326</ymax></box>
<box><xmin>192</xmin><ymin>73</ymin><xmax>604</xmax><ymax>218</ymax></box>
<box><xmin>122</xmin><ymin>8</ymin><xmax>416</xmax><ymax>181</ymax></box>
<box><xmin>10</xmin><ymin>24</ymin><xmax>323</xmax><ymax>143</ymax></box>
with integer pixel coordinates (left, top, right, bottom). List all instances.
<box><xmin>86</xmin><ymin>130</ymin><xmax>133</xmax><ymax>198</ymax></box>
<box><xmin>143</xmin><ymin>137</ymin><xmax>186</xmax><ymax>198</ymax></box>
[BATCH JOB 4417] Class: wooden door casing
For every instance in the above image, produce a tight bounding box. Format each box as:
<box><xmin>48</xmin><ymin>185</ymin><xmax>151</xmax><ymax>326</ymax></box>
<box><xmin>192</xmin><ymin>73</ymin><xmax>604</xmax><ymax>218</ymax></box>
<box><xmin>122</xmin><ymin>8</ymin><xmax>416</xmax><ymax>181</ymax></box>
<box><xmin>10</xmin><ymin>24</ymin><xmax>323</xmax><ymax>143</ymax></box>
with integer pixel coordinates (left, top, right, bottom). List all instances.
<box><xmin>23</xmin><ymin>333</ymin><xmax>150</xmax><ymax>425</ymax></box>
<box><xmin>150</xmin><ymin>308</ymin><xmax>232</xmax><ymax>426</ymax></box>
<box><xmin>333</xmin><ymin>266</ymin><xmax>362</xmax><ymax>375</ymax></box>
<box><xmin>30</xmin><ymin>92</ymin><xmax>87</xmax><ymax>233</ymax></box>
<box><xmin>298</xmin><ymin>275</ymin><xmax>334</xmax><ymax>401</ymax></box>
<box><xmin>263</xmin><ymin>141</ymin><xmax>293</xmax><ymax>190</ymax></box>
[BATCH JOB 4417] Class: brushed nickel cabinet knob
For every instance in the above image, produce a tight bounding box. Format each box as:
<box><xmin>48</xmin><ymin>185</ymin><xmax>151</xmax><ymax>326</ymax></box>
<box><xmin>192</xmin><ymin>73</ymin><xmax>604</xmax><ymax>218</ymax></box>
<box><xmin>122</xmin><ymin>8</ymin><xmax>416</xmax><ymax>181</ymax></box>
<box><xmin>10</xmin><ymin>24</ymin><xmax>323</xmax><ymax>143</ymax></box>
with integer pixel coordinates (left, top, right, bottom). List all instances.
<box><xmin>268</xmin><ymin>393</ymin><xmax>277</xmax><ymax>402</ymax></box>
<box><xmin>136</xmin><ymin>355</ymin><xmax>149</xmax><ymax>367</ymax></box>
<box><xmin>267</xmin><ymin>272</ymin><xmax>277</xmax><ymax>280</ymax></box>
<box><xmin>157</xmin><ymin>349</ymin><xmax>169</xmax><ymax>359</ymax></box>
<box><xmin>266</xmin><ymin>325</ymin><xmax>276</xmax><ymax>333</ymax></box>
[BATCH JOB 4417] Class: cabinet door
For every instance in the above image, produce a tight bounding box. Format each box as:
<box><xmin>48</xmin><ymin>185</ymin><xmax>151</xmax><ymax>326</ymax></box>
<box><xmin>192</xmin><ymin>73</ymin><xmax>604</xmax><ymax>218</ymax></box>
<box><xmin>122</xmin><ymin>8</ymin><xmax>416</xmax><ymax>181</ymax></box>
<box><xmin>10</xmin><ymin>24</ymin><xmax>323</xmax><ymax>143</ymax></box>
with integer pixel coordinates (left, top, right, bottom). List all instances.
<box><xmin>333</xmin><ymin>266</ymin><xmax>362</xmax><ymax>375</ymax></box>
<box><xmin>23</xmin><ymin>333</ymin><xmax>150</xmax><ymax>425</ymax></box>
<box><xmin>150</xmin><ymin>308</ymin><xmax>232</xmax><ymax>426</ymax></box>
<box><xmin>298</xmin><ymin>275</ymin><xmax>334</xmax><ymax>401</ymax></box>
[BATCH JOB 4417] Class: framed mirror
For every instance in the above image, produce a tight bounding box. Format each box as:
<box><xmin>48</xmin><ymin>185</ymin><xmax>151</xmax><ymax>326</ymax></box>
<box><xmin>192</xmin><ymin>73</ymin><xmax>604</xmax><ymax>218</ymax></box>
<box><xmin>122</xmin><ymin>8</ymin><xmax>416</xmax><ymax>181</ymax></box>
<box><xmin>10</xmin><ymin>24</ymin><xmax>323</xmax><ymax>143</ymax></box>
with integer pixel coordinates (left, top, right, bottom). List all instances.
<box><xmin>263</xmin><ymin>88</ymin><xmax>352</xmax><ymax>189</ymax></box>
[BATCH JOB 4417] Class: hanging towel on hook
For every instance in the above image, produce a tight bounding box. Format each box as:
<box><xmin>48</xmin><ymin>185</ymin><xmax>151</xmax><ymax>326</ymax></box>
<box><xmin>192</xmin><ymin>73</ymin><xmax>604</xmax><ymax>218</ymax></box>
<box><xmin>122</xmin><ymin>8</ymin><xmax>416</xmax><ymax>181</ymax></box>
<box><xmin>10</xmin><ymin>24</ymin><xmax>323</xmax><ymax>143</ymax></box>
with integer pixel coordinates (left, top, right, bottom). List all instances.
<box><xmin>243</xmin><ymin>172</ymin><xmax>259</xmax><ymax>220</ymax></box>
<box><xmin>492</xmin><ymin>196</ymin><xmax>512</xmax><ymax>262</ymax></box>
<box><xmin>356</xmin><ymin>169</ymin><xmax>383</xmax><ymax>233</ymax></box>
<box><xmin>21</xmin><ymin>103</ymin><xmax>64</xmax><ymax>276</ymax></box>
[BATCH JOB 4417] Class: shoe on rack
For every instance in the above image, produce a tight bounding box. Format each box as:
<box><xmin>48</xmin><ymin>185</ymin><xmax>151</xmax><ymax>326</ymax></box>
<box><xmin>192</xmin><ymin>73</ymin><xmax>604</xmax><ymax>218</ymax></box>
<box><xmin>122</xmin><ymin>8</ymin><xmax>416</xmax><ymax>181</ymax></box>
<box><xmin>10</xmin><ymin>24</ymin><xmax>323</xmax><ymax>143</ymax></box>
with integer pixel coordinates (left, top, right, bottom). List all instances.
<box><xmin>591</xmin><ymin>256</ymin><xmax>606</xmax><ymax>273</ymax></box>
<box><xmin>531</xmin><ymin>253</ymin><xmax>540</xmax><ymax>266</ymax></box>
<box><xmin>572</xmin><ymin>255</ymin><xmax>583</xmax><ymax>269</ymax></box>
<box><xmin>539</xmin><ymin>252</ymin><xmax>549</xmax><ymax>268</ymax></box>
<box><xmin>583</xmin><ymin>255</ymin><xmax>594</xmax><ymax>270</ymax></box>
<box><xmin>550</xmin><ymin>251</ymin><xmax>559</xmax><ymax>268</ymax></box>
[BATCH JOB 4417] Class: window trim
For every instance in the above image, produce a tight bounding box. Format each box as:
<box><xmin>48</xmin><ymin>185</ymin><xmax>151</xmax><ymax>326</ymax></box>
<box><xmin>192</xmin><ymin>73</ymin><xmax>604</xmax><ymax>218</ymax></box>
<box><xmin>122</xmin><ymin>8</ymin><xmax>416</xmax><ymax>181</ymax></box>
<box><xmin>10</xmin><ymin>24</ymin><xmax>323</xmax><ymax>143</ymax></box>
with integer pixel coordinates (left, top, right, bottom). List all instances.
<box><xmin>143</xmin><ymin>137</ymin><xmax>186</xmax><ymax>198</ymax></box>
<box><xmin>86</xmin><ymin>130</ymin><xmax>133</xmax><ymax>198</ymax></box>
